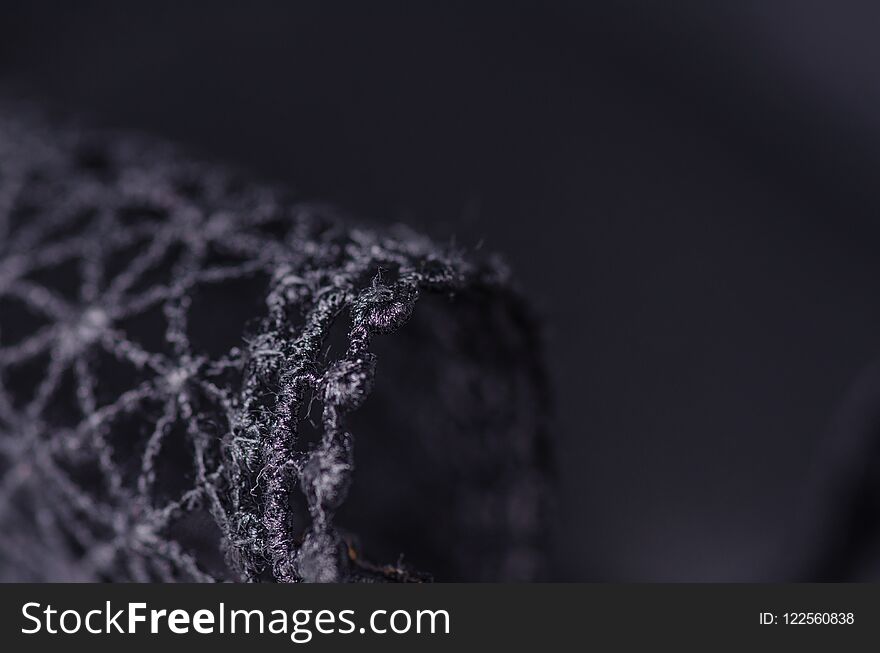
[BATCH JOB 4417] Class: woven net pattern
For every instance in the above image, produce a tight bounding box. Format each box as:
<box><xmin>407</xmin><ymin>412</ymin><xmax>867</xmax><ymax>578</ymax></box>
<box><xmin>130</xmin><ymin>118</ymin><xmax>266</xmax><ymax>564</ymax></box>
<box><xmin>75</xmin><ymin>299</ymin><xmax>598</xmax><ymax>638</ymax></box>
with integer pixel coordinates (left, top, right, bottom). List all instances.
<box><xmin>0</xmin><ymin>107</ymin><xmax>552</xmax><ymax>582</ymax></box>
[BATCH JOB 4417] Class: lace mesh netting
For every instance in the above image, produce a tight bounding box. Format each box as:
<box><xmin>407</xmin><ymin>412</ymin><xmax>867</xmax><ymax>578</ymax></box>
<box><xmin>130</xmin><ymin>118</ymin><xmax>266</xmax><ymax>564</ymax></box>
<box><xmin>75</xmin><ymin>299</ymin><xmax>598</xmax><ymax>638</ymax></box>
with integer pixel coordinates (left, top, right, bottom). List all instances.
<box><xmin>0</xmin><ymin>106</ymin><xmax>552</xmax><ymax>582</ymax></box>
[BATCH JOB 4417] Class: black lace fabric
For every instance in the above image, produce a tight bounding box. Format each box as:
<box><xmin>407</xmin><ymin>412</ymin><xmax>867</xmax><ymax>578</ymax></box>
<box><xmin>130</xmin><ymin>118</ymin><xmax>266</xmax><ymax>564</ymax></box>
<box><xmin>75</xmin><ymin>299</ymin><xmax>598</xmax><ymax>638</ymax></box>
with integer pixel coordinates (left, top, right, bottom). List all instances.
<box><xmin>0</xmin><ymin>106</ymin><xmax>553</xmax><ymax>582</ymax></box>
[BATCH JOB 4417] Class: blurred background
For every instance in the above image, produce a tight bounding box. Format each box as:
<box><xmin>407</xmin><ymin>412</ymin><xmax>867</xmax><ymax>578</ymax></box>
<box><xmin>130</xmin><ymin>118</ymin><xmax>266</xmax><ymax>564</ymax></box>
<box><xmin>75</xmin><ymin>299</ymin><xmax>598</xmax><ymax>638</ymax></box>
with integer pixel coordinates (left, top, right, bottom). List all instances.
<box><xmin>2</xmin><ymin>0</ymin><xmax>880</xmax><ymax>580</ymax></box>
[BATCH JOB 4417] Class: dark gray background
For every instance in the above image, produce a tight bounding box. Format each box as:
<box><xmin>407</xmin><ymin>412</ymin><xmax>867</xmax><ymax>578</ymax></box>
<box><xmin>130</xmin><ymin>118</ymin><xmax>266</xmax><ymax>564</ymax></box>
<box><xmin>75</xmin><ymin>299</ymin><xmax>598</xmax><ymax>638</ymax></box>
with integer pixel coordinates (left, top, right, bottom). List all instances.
<box><xmin>3</xmin><ymin>0</ymin><xmax>880</xmax><ymax>580</ymax></box>
<box><xmin>4</xmin><ymin>584</ymin><xmax>877</xmax><ymax>649</ymax></box>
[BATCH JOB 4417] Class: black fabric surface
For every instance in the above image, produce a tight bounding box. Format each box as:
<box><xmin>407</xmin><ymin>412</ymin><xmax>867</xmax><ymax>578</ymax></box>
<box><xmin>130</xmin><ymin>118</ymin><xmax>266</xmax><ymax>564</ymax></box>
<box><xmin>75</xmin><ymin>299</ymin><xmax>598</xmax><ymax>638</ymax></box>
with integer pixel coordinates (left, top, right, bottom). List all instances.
<box><xmin>1</xmin><ymin>1</ymin><xmax>880</xmax><ymax>580</ymax></box>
